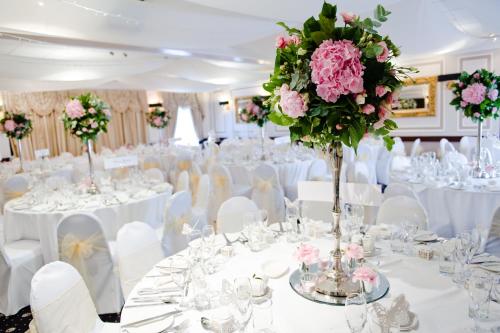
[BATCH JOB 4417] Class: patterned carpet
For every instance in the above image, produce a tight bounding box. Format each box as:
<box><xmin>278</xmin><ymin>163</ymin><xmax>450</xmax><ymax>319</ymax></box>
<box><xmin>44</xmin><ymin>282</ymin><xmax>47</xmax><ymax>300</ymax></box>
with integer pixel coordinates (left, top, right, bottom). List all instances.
<box><xmin>0</xmin><ymin>307</ymin><xmax>121</xmax><ymax>333</ymax></box>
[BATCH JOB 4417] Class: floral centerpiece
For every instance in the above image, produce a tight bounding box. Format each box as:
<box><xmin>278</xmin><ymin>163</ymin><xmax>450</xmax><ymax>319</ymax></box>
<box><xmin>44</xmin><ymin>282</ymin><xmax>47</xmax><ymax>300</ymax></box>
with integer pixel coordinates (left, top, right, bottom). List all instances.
<box><xmin>239</xmin><ymin>96</ymin><xmax>270</xmax><ymax>127</ymax></box>
<box><xmin>146</xmin><ymin>107</ymin><xmax>170</xmax><ymax>129</ymax></box>
<box><xmin>63</xmin><ymin>93</ymin><xmax>111</xmax><ymax>193</ymax></box>
<box><xmin>263</xmin><ymin>2</ymin><xmax>413</xmax><ymax>298</ymax></box>
<box><xmin>450</xmin><ymin>69</ymin><xmax>500</xmax><ymax>177</ymax></box>
<box><xmin>352</xmin><ymin>266</ymin><xmax>378</xmax><ymax>293</ymax></box>
<box><xmin>294</xmin><ymin>243</ymin><xmax>319</xmax><ymax>272</ymax></box>
<box><xmin>0</xmin><ymin>112</ymin><xmax>33</xmax><ymax>172</ymax></box>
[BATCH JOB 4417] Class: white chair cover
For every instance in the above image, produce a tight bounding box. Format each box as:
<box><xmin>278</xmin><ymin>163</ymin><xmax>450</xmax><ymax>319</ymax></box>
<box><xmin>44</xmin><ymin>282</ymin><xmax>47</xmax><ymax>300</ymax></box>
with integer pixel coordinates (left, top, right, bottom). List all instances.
<box><xmin>57</xmin><ymin>213</ymin><xmax>122</xmax><ymax>314</ymax></box>
<box><xmin>486</xmin><ymin>206</ymin><xmax>500</xmax><ymax>256</ymax></box>
<box><xmin>161</xmin><ymin>191</ymin><xmax>194</xmax><ymax>256</ymax></box>
<box><xmin>217</xmin><ymin>197</ymin><xmax>259</xmax><ymax>233</ymax></box>
<box><xmin>209</xmin><ymin>164</ymin><xmax>233</xmax><ymax>222</ymax></box>
<box><xmin>307</xmin><ymin>159</ymin><xmax>328</xmax><ymax>181</ymax></box>
<box><xmin>460</xmin><ymin>136</ymin><xmax>475</xmax><ymax>161</ymax></box>
<box><xmin>30</xmin><ymin>261</ymin><xmax>119</xmax><ymax>333</ymax></box>
<box><xmin>251</xmin><ymin>164</ymin><xmax>285</xmax><ymax>223</ymax></box>
<box><xmin>410</xmin><ymin>138</ymin><xmax>422</xmax><ymax>157</ymax></box>
<box><xmin>144</xmin><ymin>168</ymin><xmax>165</xmax><ymax>183</ymax></box>
<box><xmin>142</xmin><ymin>156</ymin><xmax>162</xmax><ymax>170</ymax></box>
<box><xmin>442</xmin><ymin>151</ymin><xmax>468</xmax><ymax>167</ymax></box>
<box><xmin>383</xmin><ymin>183</ymin><xmax>419</xmax><ymax>201</ymax></box>
<box><xmin>192</xmin><ymin>174</ymin><xmax>209</xmax><ymax>229</ymax></box>
<box><xmin>189</xmin><ymin>162</ymin><xmax>202</xmax><ymax>204</ymax></box>
<box><xmin>376</xmin><ymin>195</ymin><xmax>428</xmax><ymax>230</ymax></box>
<box><xmin>392</xmin><ymin>137</ymin><xmax>406</xmax><ymax>156</ymax></box>
<box><xmin>439</xmin><ymin>138</ymin><xmax>456</xmax><ymax>159</ymax></box>
<box><xmin>347</xmin><ymin>161</ymin><xmax>371</xmax><ymax>184</ymax></box>
<box><xmin>3</xmin><ymin>174</ymin><xmax>29</xmax><ymax>203</ymax></box>
<box><xmin>0</xmin><ymin>239</ymin><xmax>43</xmax><ymax>315</ymax></box>
<box><xmin>116</xmin><ymin>222</ymin><xmax>164</xmax><ymax>298</ymax></box>
<box><xmin>176</xmin><ymin>170</ymin><xmax>190</xmax><ymax>193</ymax></box>
<box><xmin>376</xmin><ymin>149</ymin><xmax>392</xmax><ymax>186</ymax></box>
<box><xmin>355</xmin><ymin>143</ymin><xmax>378</xmax><ymax>184</ymax></box>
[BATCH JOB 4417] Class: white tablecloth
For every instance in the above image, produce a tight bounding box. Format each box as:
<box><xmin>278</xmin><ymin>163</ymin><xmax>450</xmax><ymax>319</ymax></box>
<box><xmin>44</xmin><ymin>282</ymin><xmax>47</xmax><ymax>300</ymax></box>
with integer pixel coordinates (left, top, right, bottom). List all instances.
<box><xmin>403</xmin><ymin>182</ymin><xmax>500</xmax><ymax>238</ymax></box>
<box><xmin>3</xmin><ymin>191</ymin><xmax>170</xmax><ymax>263</ymax></box>
<box><xmin>121</xmin><ymin>236</ymin><xmax>500</xmax><ymax>332</ymax></box>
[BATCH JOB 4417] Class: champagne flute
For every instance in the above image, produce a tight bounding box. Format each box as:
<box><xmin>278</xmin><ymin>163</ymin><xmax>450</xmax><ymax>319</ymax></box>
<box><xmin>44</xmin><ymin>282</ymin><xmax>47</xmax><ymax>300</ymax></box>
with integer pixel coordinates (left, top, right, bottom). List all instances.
<box><xmin>345</xmin><ymin>293</ymin><xmax>367</xmax><ymax>333</ymax></box>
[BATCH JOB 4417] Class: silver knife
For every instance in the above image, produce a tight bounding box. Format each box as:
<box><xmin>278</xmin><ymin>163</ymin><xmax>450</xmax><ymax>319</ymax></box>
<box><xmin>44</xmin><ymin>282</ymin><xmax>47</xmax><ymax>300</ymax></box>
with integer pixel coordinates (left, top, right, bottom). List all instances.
<box><xmin>124</xmin><ymin>300</ymin><xmax>177</xmax><ymax>308</ymax></box>
<box><xmin>121</xmin><ymin>309</ymin><xmax>182</xmax><ymax>328</ymax></box>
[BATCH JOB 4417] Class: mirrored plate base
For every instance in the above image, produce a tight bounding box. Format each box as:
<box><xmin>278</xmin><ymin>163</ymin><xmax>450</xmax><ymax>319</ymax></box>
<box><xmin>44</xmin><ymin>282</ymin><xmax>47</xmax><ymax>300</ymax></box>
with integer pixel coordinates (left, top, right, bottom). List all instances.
<box><xmin>289</xmin><ymin>265</ymin><xmax>390</xmax><ymax>306</ymax></box>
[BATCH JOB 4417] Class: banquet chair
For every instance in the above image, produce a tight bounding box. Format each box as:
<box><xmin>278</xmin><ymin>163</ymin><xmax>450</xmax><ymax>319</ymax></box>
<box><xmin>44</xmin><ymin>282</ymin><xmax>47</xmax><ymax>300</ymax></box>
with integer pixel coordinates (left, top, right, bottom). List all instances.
<box><xmin>176</xmin><ymin>170</ymin><xmax>190</xmax><ymax>193</ymax></box>
<box><xmin>160</xmin><ymin>191</ymin><xmax>199</xmax><ymax>256</ymax></box>
<box><xmin>251</xmin><ymin>164</ymin><xmax>285</xmax><ymax>223</ymax></box>
<box><xmin>116</xmin><ymin>222</ymin><xmax>164</xmax><ymax>298</ymax></box>
<box><xmin>383</xmin><ymin>183</ymin><xmax>419</xmax><ymax>202</ymax></box>
<box><xmin>460</xmin><ymin>136</ymin><xmax>475</xmax><ymax>161</ymax></box>
<box><xmin>392</xmin><ymin>137</ymin><xmax>406</xmax><ymax>156</ymax></box>
<box><xmin>486</xmin><ymin>206</ymin><xmax>500</xmax><ymax>256</ymax></box>
<box><xmin>145</xmin><ymin>167</ymin><xmax>165</xmax><ymax>183</ymax></box>
<box><xmin>346</xmin><ymin>161</ymin><xmax>371</xmax><ymax>184</ymax></box>
<box><xmin>355</xmin><ymin>143</ymin><xmax>378</xmax><ymax>184</ymax></box>
<box><xmin>226</xmin><ymin>164</ymin><xmax>253</xmax><ymax>198</ymax></box>
<box><xmin>192</xmin><ymin>174</ymin><xmax>209</xmax><ymax>228</ymax></box>
<box><xmin>307</xmin><ymin>159</ymin><xmax>328</xmax><ymax>181</ymax></box>
<box><xmin>376</xmin><ymin>149</ymin><xmax>393</xmax><ymax>186</ymax></box>
<box><xmin>2</xmin><ymin>174</ymin><xmax>29</xmax><ymax>205</ymax></box>
<box><xmin>57</xmin><ymin>213</ymin><xmax>122</xmax><ymax>314</ymax></box>
<box><xmin>442</xmin><ymin>151</ymin><xmax>468</xmax><ymax>167</ymax></box>
<box><xmin>410</xmin><ymin>138</ymin><xmax>422</xmax><ymax>157</ymax></box>
<box><xmin>217</xmin><ymin>196</ymin><xmax>259</xmax><ymax>233</ymax></box>
<box><xmin>208</xmin><ymin>164</ymin><xmax>234</xmax><ymax>222</ymax></box>
<box><xmin>439</xmin><ymin>138</ymin><xmax>456</xmax><ymax>159</ymax></box>
<box><xmin>30</xmin><ymin>261</ymin><xmax>120</xmax><ymax>333</ymax></box>
<box><xmin>376</xmin><ymin>195</ymin><xmax>428</xmax><ymax>230</ymax></box>
<box><xmin>0</xmin><ymin>237</ymin><xmax>43</xmax><ymax>316</ymax></box>
<box><xmin>189</xmin><ymin>162</ymin><xmax>202</xmax><ymax>204</ymax></box>
<box><xmin>142</xmin><ymin>156</ymin><xmax>161</xmax><ymax>170</ymax></box>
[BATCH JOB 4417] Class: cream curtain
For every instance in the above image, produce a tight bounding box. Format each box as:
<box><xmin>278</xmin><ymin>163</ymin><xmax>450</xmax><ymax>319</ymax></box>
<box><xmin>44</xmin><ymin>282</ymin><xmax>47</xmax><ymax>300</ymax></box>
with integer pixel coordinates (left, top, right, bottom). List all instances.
<box><xmin>2</xmin><ymin>90</ymin><xmax>149</xmax><ymax>159</ymax></box>
<box><xmin>161</xmin><ymin>92</ymin><xmax>205</xmax><ymax>139</ymax></box>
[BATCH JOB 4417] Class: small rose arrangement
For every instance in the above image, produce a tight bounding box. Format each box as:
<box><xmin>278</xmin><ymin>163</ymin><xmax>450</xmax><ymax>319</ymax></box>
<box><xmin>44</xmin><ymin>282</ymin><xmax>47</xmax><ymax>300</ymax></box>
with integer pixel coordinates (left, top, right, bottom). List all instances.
<box><xmin>0</xmin><ymin>112</ymin><xmax>32</xmax><ymax>140</ymax></box>
<box><xmin>294</xmin><ymin>243</ymin><xmax>319</xmax><ymax>270</ymax></box>
<box><xmin>450</xmin><ymin>69</ymin><xmax>500</xmax><ymax>122</ymax></box>
<box><xmin>345</xmin><ymin>243</ymin><xmax>364</xmax><ymax>261</ymax></box>
<box><xmin>264</xmin><ymin>3</ymin><xmax>415</xmax><ymax>151</ymax></box>
<box><xmin>352</xmin><ymin>265</ymin><xmax>378</xmax><ymax>291</ymax></box>
<box><xmin>239</xmin><ymin>96</ymin><xmax>271</xmax><ymax>127</ymax></box>
<box><xmin>63</xmin><ymin>93</ymin><xmax>111</xmax><ymax>142</ymax></box>
<box><xmin>146</xmin><ymin>107</ymin><xmax>170</xmax><ymax>129</ymax></box>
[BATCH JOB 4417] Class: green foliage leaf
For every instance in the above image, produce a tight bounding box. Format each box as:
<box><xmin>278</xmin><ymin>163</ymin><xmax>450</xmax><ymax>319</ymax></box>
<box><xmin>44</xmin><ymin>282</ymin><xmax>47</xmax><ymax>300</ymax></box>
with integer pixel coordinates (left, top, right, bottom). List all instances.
<box><xmin>268</xmin><ymin>111</ymin><xmax>295</xmax><ymax>126</ymax></box>
<box><xmin>276</xmin><ymin>22</ymin><xmax>301</xmax><ymax>35</ymax></box>
<box><xmin>320</xmin><ymin>2</ymin><xmax>337</xmax><ymax>19</ymax></box>
<box><xmin>383</xmin><ymin>136</ymin><xmax>395</xmax><ymax>150</ymax></box>
<box><xmin>311</xmin><ymin>31</ymin><xmax>329</xmax><ymax>45</ymax></box>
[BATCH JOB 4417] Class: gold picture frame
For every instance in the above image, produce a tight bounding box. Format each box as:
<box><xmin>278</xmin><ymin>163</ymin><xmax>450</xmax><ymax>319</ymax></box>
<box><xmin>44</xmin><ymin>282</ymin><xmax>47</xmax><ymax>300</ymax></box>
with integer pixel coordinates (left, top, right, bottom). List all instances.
<box><xmin>234</xmin><ymin>96</ymin><xmax>254</xmax><ymax>123</ymax></box>
<box><xmin>392</xmin><ymin>76</ymin><xmax>437</xmax><ymax>118</ymax></box>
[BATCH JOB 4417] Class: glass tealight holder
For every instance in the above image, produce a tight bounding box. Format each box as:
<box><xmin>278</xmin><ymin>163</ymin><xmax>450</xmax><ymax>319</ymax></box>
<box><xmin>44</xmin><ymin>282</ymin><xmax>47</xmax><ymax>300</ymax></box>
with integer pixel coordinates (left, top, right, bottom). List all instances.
<box><xmin>300</xmin><ymin>272</ymin><xmax>317</xmax><ymax>294</ymax></box>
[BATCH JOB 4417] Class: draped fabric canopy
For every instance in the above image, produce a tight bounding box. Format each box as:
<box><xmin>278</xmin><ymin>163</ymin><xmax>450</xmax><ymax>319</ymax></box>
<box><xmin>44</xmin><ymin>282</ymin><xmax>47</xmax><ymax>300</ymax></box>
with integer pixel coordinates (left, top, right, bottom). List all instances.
<box><xmin>1</xmin><ymin>90</ymin><xmax>149</xmax><ymax>159</ymax></box>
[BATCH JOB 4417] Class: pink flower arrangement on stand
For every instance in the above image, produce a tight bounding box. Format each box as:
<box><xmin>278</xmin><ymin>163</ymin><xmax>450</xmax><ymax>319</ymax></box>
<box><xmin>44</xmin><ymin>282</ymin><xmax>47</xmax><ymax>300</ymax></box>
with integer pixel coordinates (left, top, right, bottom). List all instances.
<box><xmin>352</xmin><ymin>266</ymin><xmax>378</xmax><ymax>293</ymax></box>
<box><xmin>294</xmin><ymin>243</ymin><xmax>319</xmax><ymax>272</ymax></box>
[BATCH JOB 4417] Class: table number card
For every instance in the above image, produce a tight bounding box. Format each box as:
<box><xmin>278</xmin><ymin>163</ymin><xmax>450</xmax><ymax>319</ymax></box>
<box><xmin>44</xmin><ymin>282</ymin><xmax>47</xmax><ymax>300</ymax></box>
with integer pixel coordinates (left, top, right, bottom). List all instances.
<box><xmin>103</xmin><ymin>155</ymin><xmax>138</xmax><ymax>170</ymax></box>
<box><xmin>34</xmin><ymin>148</ymin><xmax>50</xmax><ymax>159</ymax></box>
<box><xmin>297</xmin><ymin>181</ymin><xmax>382</xmax><ymax>206</ymax></box>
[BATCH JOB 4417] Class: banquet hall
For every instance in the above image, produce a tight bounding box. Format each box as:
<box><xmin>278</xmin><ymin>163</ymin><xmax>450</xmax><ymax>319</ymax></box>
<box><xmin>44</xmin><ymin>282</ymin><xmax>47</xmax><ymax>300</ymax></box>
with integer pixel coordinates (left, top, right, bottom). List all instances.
<box><xmin>1</xmin><ymin>0</ymin><xmax>500</xmax><ymax>332</ymax></box>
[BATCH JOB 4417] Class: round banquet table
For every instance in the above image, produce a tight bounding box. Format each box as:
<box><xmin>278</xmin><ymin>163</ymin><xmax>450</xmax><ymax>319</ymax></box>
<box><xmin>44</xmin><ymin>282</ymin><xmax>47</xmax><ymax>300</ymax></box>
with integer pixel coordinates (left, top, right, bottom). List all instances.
<box><xmin>400</xmin><ymin>181</ymin><xmax>500</xmax><ymax>238</ymax></box>
<box><xmin>3</xmin><ymin>189</ymin><xmax>171</xmax><ymax>263</ymax></box>
<box><xmin>121</xmin><ymin>233</ymin><xmax>500</xmax><ymax>332</ymax></box>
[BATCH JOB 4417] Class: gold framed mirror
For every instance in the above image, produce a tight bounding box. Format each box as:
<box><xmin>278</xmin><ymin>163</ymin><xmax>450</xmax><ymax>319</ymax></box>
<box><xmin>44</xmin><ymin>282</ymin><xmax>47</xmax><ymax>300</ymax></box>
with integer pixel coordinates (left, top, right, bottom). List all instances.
<box><xmin>392</xmin><ymin>76</ymin><xmax>437</xmax><ymax>118</ymax></box>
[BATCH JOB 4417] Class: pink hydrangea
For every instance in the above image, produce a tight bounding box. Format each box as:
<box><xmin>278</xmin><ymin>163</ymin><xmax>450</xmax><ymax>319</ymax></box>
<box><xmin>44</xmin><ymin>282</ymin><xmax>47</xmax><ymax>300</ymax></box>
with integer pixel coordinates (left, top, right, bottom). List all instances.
<box><xmin>310</xmin><ymin>39</ymin><xmax>364</xmax><ymax>103</ymax></box>
<box><xmin>294</xmin><ymin>243</ymin><xmax>319</xmax><ymax>265</ymax></box>
<box><xmin>375</xmin><ymin>85</ymin><xmax>389</xmax><ymax>97</ymax></box>
<box><xmin>362</xmin><ymin>104</ymin><xmax>375</xmax><ymax>115</ymax></box>
<box><xmin>488</xmin><ymin>89</ymin><xmax>498</xmax><ymax>101</ymax></box>
<box><xmin>346</xmin><ymin>243</ymin><xmax>364</xmax><ymax>260</ymax></box>
<box><xmin>460</xmin><ymin>100</ymin><xmax>468</xmax><ymax>108</ymax></box>
<box><xmin>288</xmin><ymin>35</ymin><xmax>301</xmax><ymax>46</ymax></box>
<box><xmin>153</xmin><ymin>117</ymin><xmax>163</xmax><ymax>126</ymax></box>
<box><xmin>376</xmin><ymin>41</ymin><xmax>390</xmax><ymax>63</ymax></box>
<box><xmin>341</xmin><ymin>12</ymin><xmax>357</xmax><ymax>24</ymax></box>
<box><xmin>4</xmin><ymin>120</ymin><xmax>16</xmax><ymax>132</ymax></box>
<box><xmin>279</xmin><ymin>84</ymin><xmax>308</xmax><ymax>118</ymax></box>
<box><xmin>352</xmin><ymin>266</ymin><xmax>378</xmax><ymax>286</ymax></box>
<box><xmin>65</xmin><ymin>100</ymin><xmax>85</xmax><ymax>119</ymax></box>
<box><xmin>462</xmin><ymin>83</ymin><xmax>487</xmax><ymax>105</ymax></box>
<box><xmin>473</xmin><ymin>73</ymin><xmax>481</xmax><ymax>80</ymax></box>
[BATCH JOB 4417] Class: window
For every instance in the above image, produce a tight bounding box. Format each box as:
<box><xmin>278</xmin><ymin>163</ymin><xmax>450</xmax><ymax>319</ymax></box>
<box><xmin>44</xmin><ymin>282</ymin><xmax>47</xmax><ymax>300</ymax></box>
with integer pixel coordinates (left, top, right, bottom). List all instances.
<box><xmin>173</xmin><ymin>106</ymin><xmax>199</xmax><ymax>146</ymax></box>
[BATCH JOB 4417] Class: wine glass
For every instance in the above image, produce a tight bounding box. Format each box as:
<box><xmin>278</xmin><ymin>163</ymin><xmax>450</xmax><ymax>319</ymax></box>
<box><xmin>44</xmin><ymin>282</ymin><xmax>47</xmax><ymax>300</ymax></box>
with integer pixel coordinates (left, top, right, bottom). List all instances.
<box><xmin>345</xmin><ymin>293</ymin><xmax>367</xmax><ymax>333</ymax></box>
<box><xmin>468</xmin><ymin>270</ymin><xmax>493</xmax><ymax>332</ymax></box>
<box><xmin>252</xmin><ymin>299</ymin><xmax>273</xmax><ymax>332</ymax></box>
<box><xmin>233</xmin><ymin>277</ymin><xmax>253</xmax><ymax>329</ymax></box>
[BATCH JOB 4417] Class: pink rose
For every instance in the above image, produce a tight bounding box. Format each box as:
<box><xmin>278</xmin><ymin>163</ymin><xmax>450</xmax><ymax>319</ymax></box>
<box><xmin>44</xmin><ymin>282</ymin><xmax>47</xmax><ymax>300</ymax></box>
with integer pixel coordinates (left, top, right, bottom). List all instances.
<box><xmin>385</xmin><ymin>93</ymin><xmax>395</xmax><ymax>105</ymax></box>
<box><xmin>288</xmin><ymin>35</ymin><xmax>301</xmax><ymax>46</ymax></box>
<box><xmin>336</xmin><ymin>124</ymin><xmax>343</xmax><ymax>130</ymax></box>
<box><xmin>82</xmin><ymin>128</ymin><xmax>88</xmax><ymax>132</ymax></box>
<box><xmin>362</xmin><ymin>104</ymin><xmax>375</xmax><ymax>115</ymax></box>
<box><xmin>90</xmin><ymin>121</ymin><xmax>98</xmax><ymax>129</ymax></box>
<box><xmin>346</xmin><ymin>243</ymin><xmax>364</xmax><ymax>260</ymax></box>
<box><xmin>294</xmin><ymin>243</ymin><xmax>319</xmax><ymax>266</ymax></box>
<box><xmin>153</xmin><ymin>117</ymin><xmax>163</xmax><ymax>126</ymax></box>
<box><xmin>310</xmin><ymin>39</ymin><xmax>364</xmax><ymax>103</ymax></box>
<box><xmin>474</xmin><ymin>112</ymin><xmax>481</xmax><ymax>118</ymax></box>
<box><xmin>462</xmin><ymin>83</ymin><xmax>487</xmax><ymax>105</ymax></box>
<box><xmin>4</xmin><ymin>119</ymin><xmax>16</xmax><ymax>132</ymax></box>
<box><xmin>488</xmin><ymin>89</ymin><xmax>498</xmax><ymax>101</ymax></box>
<box><xmin>376</xmin><ymin>85</ymin><xmax>389</xmax><ymax>97</ymax></box>
<box><xmin>378</xmin><ymin>105</ymin><xmax>390</xmax><ymax>120</ymax></box>
<box><xmin>460</xmin><ymin>100</ymin><xmax>468</xmax><ymax>108</ymax></box>
<box><xmin>88</xmin><ymin>107</ymin><xmax>96</xmax><ymax>114</ymax></box>
<box><xmin>355</xmin><ymin>92</ymin><xmax>366</xmax><ymax>104</ymax></box>
<box><xmin>279</xmin><ymin>84</ymin><xmax>308</xmax><ymax>118</ymax></box>
<box><xmin>65</xmin><ymin>99</ymin><xmax>85</xmax><ymax>119</ymax></box>
<box><xmin>473</xmin><ymin>73</ymin><xmax>481</xmax><ymax>80</ymax></box>
<box><xmin>275</xmin><ymin>36</ymin><xmax>287</xmax><ymax>49</ymax></box>
<box><xmin>341</xmin><ymin>12</ymin><xmax>357</xmax><ymax>24</ymax></box>
<box><xmin>376</xmin><ymin>41</ymin><xmax>390</xmax><ymax>63</ymax></box>
<box><xmin>352</xmin><ymin>266</ymin><xmax>378</xmax><ymax>286</ymax></box>
<box><xmin>458</xmin><ymin>82</ymin><xmax>464</xmax><ymax>88</ymax></box>
<box><xmin>241</xmin><ymin>113</ymin><xmax>249</xmax><ymax>122</ymax></box>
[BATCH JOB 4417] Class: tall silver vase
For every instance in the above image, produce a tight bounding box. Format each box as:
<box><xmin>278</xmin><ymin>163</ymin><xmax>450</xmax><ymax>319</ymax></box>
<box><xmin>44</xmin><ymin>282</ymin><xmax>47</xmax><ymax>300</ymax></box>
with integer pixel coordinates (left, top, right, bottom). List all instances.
<box><xmin>16</xmin><ymin>139</ymin><xmax>24</xmax><ymax>174</ymax></box>
<box><xmin>315</xmin><ymin>141</ymin><xmax>360</xmax><ymax>298</ymax></box>
<box><xmin>86</xmin><ymin>139</ymin><xmax>99</xmax><ymax>194</ymax></box>
<box><xmin>260</xmin><ymin>125</ymin><xmax>266</xmax><ymax>160</ymax></box>
<box><xmin>472</xmin><ymin>121</ymin><xmax>488</xmax><ymax>178</ymax></box>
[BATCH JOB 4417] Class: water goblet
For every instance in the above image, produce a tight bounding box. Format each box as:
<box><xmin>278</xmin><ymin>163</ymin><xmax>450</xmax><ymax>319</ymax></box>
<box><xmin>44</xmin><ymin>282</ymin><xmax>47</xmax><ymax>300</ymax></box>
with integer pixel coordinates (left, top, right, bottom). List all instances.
<box><xmin>345</xmin><ymin>293</ymin><xmax>367</xmax><ymax>333</ymax></box>
<box><xmin>252</xmin><ymin>299</ymin><xmax>273</xmax><ymax>332</ymax></box>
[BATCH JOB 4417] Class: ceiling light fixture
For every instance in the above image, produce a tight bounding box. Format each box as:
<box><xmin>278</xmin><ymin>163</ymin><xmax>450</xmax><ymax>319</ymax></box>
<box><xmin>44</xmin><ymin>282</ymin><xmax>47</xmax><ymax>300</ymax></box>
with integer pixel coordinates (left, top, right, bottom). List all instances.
<box><xmin>37</xmin><ymin>1</ymin><xmax>45</xmax><ymax>6</ymax></box>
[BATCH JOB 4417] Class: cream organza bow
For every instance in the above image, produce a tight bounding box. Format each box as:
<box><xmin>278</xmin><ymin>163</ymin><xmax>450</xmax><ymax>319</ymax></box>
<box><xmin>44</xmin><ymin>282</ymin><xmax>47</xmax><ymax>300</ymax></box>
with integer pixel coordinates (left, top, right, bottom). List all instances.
<box><xmin>168</xmin><ymin>213</ymin><xmax>192</xmax><ymax>234</ymax></box>
<box><xmin>255</xmin><ymin>178</ymin><xmax>273</xmax><ymax>192</ymax></box>
<box><xmin>143</xmin><ymin>162</ymin><xmax>160</xmax><ymax>170</ymax></box>
<box><xmin>4</xmin><ymin>190</ymin><xmax>26</xmax><ymax>201</ymax></box>
<box><xmin>214</xmin><ymin>175</ymin><xmax>229</xmax><ymax>189</ymax></box>
<box><xmin>177</xmin><ymin>160</ymin><xmax>192</xmax><ymax>171</ymax></box>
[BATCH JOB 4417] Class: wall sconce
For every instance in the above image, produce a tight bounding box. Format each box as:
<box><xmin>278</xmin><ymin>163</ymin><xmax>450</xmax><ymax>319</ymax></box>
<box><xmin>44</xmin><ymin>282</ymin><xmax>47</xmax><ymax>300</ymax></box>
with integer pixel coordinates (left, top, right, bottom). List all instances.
<box><xmin>218</xmin><ymin>100</ymin><xmax>230</xmax><ymax>112</ymax></box>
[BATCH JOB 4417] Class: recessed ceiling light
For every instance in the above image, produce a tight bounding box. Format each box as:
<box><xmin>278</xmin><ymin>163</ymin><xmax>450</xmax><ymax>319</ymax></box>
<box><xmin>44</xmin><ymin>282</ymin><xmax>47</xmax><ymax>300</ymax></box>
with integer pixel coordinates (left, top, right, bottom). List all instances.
<box><xmin>37</xmin><ymin>1</ymin><xmax>45</xmax><ymax>6</ymax></box>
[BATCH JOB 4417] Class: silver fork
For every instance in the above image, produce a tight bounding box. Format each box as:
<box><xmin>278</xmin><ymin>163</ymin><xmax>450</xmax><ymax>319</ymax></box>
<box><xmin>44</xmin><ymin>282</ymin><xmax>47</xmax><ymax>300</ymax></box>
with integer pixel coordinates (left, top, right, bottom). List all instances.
<box><xmin>159</xmin><ymin>318</ymin><xmax>190</xmax><ymax>333</ymax></box>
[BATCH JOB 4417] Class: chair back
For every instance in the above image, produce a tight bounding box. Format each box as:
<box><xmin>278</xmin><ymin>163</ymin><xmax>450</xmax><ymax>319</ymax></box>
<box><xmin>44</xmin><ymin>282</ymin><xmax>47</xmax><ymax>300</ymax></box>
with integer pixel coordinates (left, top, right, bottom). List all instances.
<box><xmin>217</xmin><ymin>196</ymin><xmax>258</xmax><ymax>233</ymax></box>
<box><xmin>3</xmin><ymin>175</ymin><xmax>29</xmax><ymax>202</ymax></box>
<box><xmin>439</xmin><ymin>138</ymin><xmax>456</xmax><ymax>158</ymax></box>
<box><xmin>190</xmin><ymin>162</ymin><xmax>202</xmax><ymax>203</ymax></box>
<box><xmin>145</xmin><ymin>168</ymin><xmax>165</xmax><ymax>183</ymax></box>
<box><xmin>143</xmin><ymin>156</ymin><xmax>161</xmax><ymax>170</ymax></box>
<box><xmin>176</xmin><ymin>170</ymin><xmax>190</xmax><ymax>192</ymax></box>
<box><xmin>30</xmin><ymin>261</ymin><xmax>102</xmax><ymax>333</ymax></box>
<box><xmin>392</xmin><ymin>137</ymin><xmax>406</xmax><ymax>156</ymax></box>
<box><xmin>161</xmin><ymin>191</ymin><xmax>193</xmax><ymax>256</ymax></box>
<box><xmin>383</xmin><ymin>183</ymin><xmax>419</xmax><ymax>201</ymax></box>
<box><xmin>376</xmin><ymin>195</ymin><xmax>428</xmax><ymax>230</ymax></box>
<box><xmin>194</xmin><ymin>174</ymin><xmax>210</xmax><ymax>210</ymax></box>
<box><xmin>486</xmin><ymin>206</ymin><xmax>500</xmax><ymax>256</ymax></box>
<box><xmin>347</xmin><ymin>161</ymin><xmax>370</xmax><ymax>184</ymax></box>
<box><xmin>460</xmin><ymin>136</ymin><xmax>475</xmax><ymax>161</ymax></box>
<box><xmin>116</xmin><ymin>222</ymin><xmax>164</xmax><ymax>298</ymax></box>
<box><xmin>57</xmin><ymin>213</ymin><xmax>118</xmax><ymax>314</ymax></box>
<box><xmin>410</xmin><ymin>138</ymin><xmax>422</xmax><ymax>157</ymax></box>
<box><xmin>307</xmin><ymin>159</ymin><xmax>327</xmax><ymax>181</ymax></box>
<box><xmin>251</xmin><ymin>164</ymin><xmax>285</xmax><ymax>223</ymax></box>
<box><xmin>209</xmin><ymin>164</ymin><xmax>233</xmax><ymax>221</ymax></box>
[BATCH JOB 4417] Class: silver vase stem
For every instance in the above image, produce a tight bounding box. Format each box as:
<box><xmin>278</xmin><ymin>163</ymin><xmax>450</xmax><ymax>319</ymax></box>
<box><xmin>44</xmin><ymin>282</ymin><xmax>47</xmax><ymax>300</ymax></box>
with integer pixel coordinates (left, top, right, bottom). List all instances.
<box><xmin>260</xmin><ymin>125</ymin><xmax>265</xmax><ymax>160</ymax></box>
<box><xmin>331</xmin><ymin>142</ymin><xmax>344</xmax><ymax>278</ymax></box>
<box><xmin>473</xmin><ymin>121</ymin><xmax>486</xmax><ymax>178</ymax></box>
<box><xmin>16</xmin><ymin>139</ymin><xmax>23</xmax><ymax>173</ymax></box>
<box><xmin>86</xmin><ymin>139</ymin><xmax>99</xmax><ymax>194</ymax></box>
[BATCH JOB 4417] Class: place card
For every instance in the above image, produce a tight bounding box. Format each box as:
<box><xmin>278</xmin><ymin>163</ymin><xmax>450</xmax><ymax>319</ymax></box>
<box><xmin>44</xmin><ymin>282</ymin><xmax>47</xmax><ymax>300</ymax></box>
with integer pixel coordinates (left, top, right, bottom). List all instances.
<box><xmin>34</xmin><ymin>148</ymin><xmax>50</xmax><ymax>159</ymax></box>
<box><xmin>103</xmin><ymin>155</ymin><xmax>138</xmax><ymax>170</ymax></box>
<box><xmin>297</xmin><ymin>181</ymin><xmax>382</xmax><ymax>206</ymax></box>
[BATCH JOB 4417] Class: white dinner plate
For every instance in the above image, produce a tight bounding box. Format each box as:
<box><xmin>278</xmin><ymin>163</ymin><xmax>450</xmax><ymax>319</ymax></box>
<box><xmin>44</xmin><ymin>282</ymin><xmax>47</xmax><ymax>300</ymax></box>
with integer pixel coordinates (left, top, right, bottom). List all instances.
<box><xmin>414</xmin><ymin>232</ymin><xmax>438</xmax><ymax>242</ymax></box>
<box><xmin>261</xmin><ymin>259</ymin><xmax>289</xmax><ymax>279</ymax></box>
